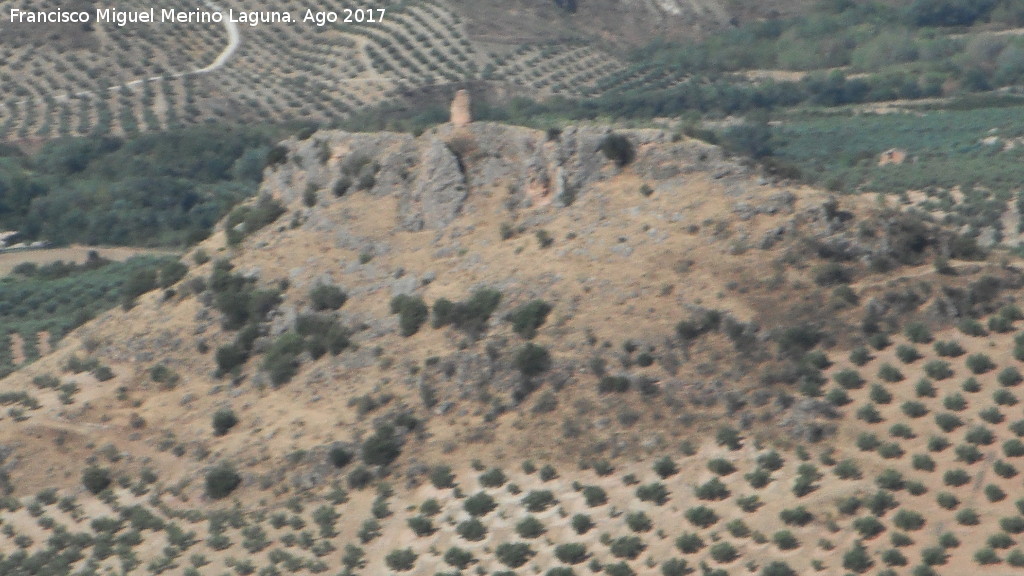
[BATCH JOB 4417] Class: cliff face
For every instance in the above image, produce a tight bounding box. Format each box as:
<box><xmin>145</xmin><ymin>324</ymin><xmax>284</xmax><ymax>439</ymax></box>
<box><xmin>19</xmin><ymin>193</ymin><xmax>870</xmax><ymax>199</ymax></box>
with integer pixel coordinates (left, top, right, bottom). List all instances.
<box><xmin>264</xmin><ymin>123</ymin><xmax>737</xmax><ymax>226</ymax></box>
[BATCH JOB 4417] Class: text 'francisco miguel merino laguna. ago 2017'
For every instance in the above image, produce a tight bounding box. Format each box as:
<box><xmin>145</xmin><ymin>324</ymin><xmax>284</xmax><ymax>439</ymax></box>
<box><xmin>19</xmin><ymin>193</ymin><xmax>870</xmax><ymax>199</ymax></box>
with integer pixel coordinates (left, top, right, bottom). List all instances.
<box><xmin>6</xmin><ymin>7</ymin><xmax>376</xmax><ymax>27</ymax></box>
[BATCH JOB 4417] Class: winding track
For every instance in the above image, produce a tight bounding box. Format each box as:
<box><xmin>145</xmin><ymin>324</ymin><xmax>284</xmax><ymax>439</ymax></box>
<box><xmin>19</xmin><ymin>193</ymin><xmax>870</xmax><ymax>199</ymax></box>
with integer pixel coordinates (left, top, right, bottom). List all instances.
<box><xmin>123</xmin><ymin>0</ymin><xmax>241</xmax><ymax>88</ymax></box>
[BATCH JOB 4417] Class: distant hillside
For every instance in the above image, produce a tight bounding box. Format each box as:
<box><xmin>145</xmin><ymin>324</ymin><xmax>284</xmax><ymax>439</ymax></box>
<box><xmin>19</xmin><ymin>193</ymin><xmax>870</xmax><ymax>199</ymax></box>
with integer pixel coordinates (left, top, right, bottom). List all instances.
<box><xmin>0</xmin><ymin>0</ymin><xmax>825</xmax><ymax>142</ymax></box>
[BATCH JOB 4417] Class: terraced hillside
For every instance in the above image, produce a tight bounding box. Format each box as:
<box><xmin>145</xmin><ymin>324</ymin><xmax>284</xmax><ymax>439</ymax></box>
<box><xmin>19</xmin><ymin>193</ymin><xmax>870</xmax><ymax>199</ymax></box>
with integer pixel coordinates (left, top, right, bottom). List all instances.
<box><xmin>0</xmin><ymin>0</ymin><xmax>706</xmax><ymax>142</ymax></box>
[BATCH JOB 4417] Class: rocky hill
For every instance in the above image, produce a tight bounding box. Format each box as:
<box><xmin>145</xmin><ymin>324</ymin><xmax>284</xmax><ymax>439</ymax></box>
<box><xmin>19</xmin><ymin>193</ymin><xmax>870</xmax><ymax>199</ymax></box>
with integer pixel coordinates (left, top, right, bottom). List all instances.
<box><xmin>1</xmin><ymin>112</ymin><xmax>1011</xmax><ymax>495</ymax></box>
<box><xmin>4</xmin><ymin>114</ymin><xmax>1024</xmax><ymax>574</ymax></box>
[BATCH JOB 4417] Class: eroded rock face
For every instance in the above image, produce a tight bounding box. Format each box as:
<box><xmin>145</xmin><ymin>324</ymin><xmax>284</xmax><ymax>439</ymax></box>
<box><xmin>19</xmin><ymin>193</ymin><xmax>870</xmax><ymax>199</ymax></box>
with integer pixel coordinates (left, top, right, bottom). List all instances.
<box><xmin>450</xmin><ymin>90</ymin><xmax>471</xmax><ymax>127</ymax></box>
<box><xmin>399</xmin><ymin>140</ymin><xmax>468</xmax><ymax>231</ymax></box>
<box><xmin>260</xmin><ymin>123</ymin><xmax>740</xmax><ymax>233</ymax></box>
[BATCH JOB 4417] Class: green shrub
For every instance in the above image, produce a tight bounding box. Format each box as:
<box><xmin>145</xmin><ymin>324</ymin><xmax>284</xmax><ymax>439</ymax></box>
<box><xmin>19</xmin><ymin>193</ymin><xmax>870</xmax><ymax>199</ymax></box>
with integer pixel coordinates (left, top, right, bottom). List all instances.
<box><xmin>890</xmin><ymin>423</ymin><xmax>915</xmax><ymax>439</ymax></box>
<box><xmin>571</xmin><ymin>514</ymin><xmax>593</xmax><ymax>534</ymax></box>
<box><xmin>989</xmin><ymin>533</ymin><xmax>1014</xmax><ymax>549</ymax></box>
<box><xmin>994</xmin><ymin>388</ymin><xmax>1018</xmax><ymax>406</ymax></box>
<box><xmin>212</xmin><ymin>408</ymin><xmax>238</xmax><ymax>436</ymax></box>
<box><xmin>857</xmin><ymin>403</ymin><xmax>883</xmax><ymax>423</ymax></box>
<box><xmin>456</xmin><ymin>518</ymin><xmax>487</xmax><ymax>541</ymax></box>
<box><xmin>464</xmin><ymin>492</ymin><xmax>498</xmax><ymax>517</ymax></box>
<box><xmin>912</xmin><ymin>454</ymin><xmax>935</xmax><ymax>471</ymax></box>
<box><xmin>662</xmin><ymin>558</ymin><xmax>691</xmax><ymax>576</ymax></box>
<box><xmin>598</xmin><ymin>375</ymin><xmax>630</xmax><ymax>393</ymax></box>
<box><xmin>881</xmin><ymin>548</ymin><xmax>907</xmax><ymax>567</ymax></box>
<box><xmin>675</xmin><ymin>532</ymin><xmax>704</xmax><ymax>553</ymax></box>
<box><xmin>407</xmin><ymin>515</ymin><xmax>435</xmax><ymax>537</ymax></box>
<box><xmin>905</xmin><ymin>322</ymin><xmax>932</xmax><ymax>343</ymax></box>
<box><xmin>773</xmin><ymin>530</ymin><xmax>800</xmax><ymax>549</ymax></box>
<box><xmin>514</xmin><ymin>343</ymin><xmax>552</xmax><ymax>377</ymax></box>
<box><xmin>891</xmin><ymin>532</ymin><xmax>914</xmax><ymax>547</ymax></box>
<box><xmin>925</xmin><ymin>356</ymin><xmax>954</xmax><ymax>379</ymax></box>
<box><xmin>944</xmin><ymin>393</ymin><xmax>967</xmax><ymax>411</ymax></box>
<box><xmin>870</xmin><ymin>384</ymin><xmax>893</xmax><ymax>404</ymax></box>
<box><xmin>959</xmin><ymin>319</ymin><xmax>987</xmax><ymax>336</ymax></box>
<box><xmin>390</xmin><ymin>294</ymin><xmax>428</xmax><ymax>336</ymax></box>
<box><xmin>554</xmin><ymin>542</ymin><xmax>588</xmax><ymax>565</ymax></box>
<box><xmin>876</xmin><ymin>469</ymin><xmax>905</xmax><ymax>491</ymax></box>
<box><xmin>759</xmin><ymin>562</ymin><xmax>796</xmax><ymax>576</ymax></box>
<box><xmin>724</xmin><ymin>518</ymin><xmax>749</xmax><ymax>538</ymax></box>
<box><xmin>582</xmin><ymin>485</ymin><xmax>607</xmax><ymax>507</ymax></box>
<box><xmin>986</xmin><ymin>484</ymin><xmax>1008</xmax><ymax>502</ymax></box>
<box><xmin>225</xmin><ymin>195</ymin><xmax>286</xmax><ymax>245</ymax></box>
<box><xmin>653</xmin><ymin>456</ymin><xmax>678</xmax><ymax>478</ymax></box>
<box><xmin>834</xmin><ymin>459</ymin><xmax>862</xmax><ymax>479</ymax></box>
<box><xmin>965</xmin><ymin>425</ymin><xmax>995</xmax><ymax>445</ymax></box>
<box><xmin>737</xmin><ymin>494</ymin><xmax>762</xmax><ymax>512</ymax></box>
<box><xmin>837</xmin><ymin>496</ymin><xmax>862</xmax><ymax>515</ymax></box>
<box><xmin>902</xmin><ymin>401</ymin><xmax>928</xmax><ymax>418</ymax></box>
<box><xmin>999</xmin><ymin>367</ymin><xmax>1023</xmax><ymax>387</ymax></box>
<box><xmin>853</xmin><ymin>516</ymin><xmax>886</xmax><ymax>539</ymax></box>
<box><xmin>684</xmin><ymin>506</ymin><xmax>718</xmax><ymax>528</ymax></box>
<box><xmin>384</xmin><ymin>548</ymin><xmax>417</xmax><ymax>572</ymax></box>
<box><xmin>706</xmin><ymin>458</ymin><xmax>736</xmax><ymax>476</ymax></box>
<box><xmin>361</xmin><ymin>424</ymin><xmax>402</xmax><ymax>467</ymax></box>
<box><xmin>708</xmin><ymin>541</ymin><xmax>737</xmax><ymax>563</ymax></box>
<box><xmin>893</xmin><ymin>509</ymin><xmax>925</xmax><ymax>531</ymax></box>
<box><xmin>495</xmin><ymin>542</ymin><xmax>534</xmax><ymax>567</ymax></box>
<box><xmin>716</xmin><ymin>426</ymin><xmax>742</xmax><ymax>450</ymax></box>
<box><xmin>826</xmin><ymin>387</ymin><xmax>851</xmax><ymax>406</ymax></box>
<box><xmin>309</xmin><ymin>284</ymin><xmax>346</xmax><ymax>311</ymax></box>
<box><xmin>429</xmin><ymin>465</ymin><xmax>456</xmax><ymax>488</ymax></box>
<box><xmin>432</xmin><ymin>288</ymin><xmax>502</xmax><ymax>335</ymax></box>
<box><xmin>966</xmin><ymin>353</ymin><xmax>996</xmax><ymax>374</ymax></box>
<box><xmin>478</xmin><ymin>467</ymin><xmax>506</xmax><ymax>488</ymax></box>
<box><xmin>636</xmin><ymin>482</ymin><xmax>669</xmax><ymax>505</ymax></box>
<box><xmin>609</xmin><ymin>535</ymin><xmax>646</xmax><ymax>559</ymax></box>
<box><xmin>980</xmin><ymin>406</ymin><xmax>1005</xmax><ymax>424</ymax></box>
<box><xmin>515</xmin><ymin>516</ymin><xmax>545</xmax><ymax>538</ymax></box>
<box><xmin>850</xmin><ymin>346</ymin><xmax>872</xmax><ymax>365</ymax></box>
<box><xmin>843</xmin><ymin>541</ymin><xmax>873</xmax><ymax>573</ymax></box>
<box><xmin>935</xmin><ymin>412</ymin><xmax>963</xmax><ymax>432</ymax></box>
<box><xmin>834</xmin><ymin>368</ymin><xmax>865</xmax><ymax>389</ymax></box>
<box><xmin>779</xmin><ymin>506</ymin><xmax>813</xmax><ymax>526</ymax></box>
<box><xmin>936</xmin><ymin>492</ymin><xmax>959</xmax><ymax>510</ymax></box>
<box><xmin>325</xmin><ymin>445</ymin><xmax>352</xmax><ymax>469</ymax></box>
<box><xmin>262</xmin><ymin>332</ymin><xmax>303</xmax><ymax>386</ymax></box>
<box><xmin>1009</xmin><ymin>548</ymin><xmax>1024</xmax><ymax>567</ymax></box>
<box><xmin>895</xmin><ymin>344</ymin><xmax>921</xmax><ymax>363</ymax></box>
<box><xmin>82</xmin><ymin>466</ymin><xmax>112</xmax><ymax>494</ymax></box>
<box><xmin>694</xmin><ymin>478</ymin><xmax>730</xmax><ymax>501</ymax></box>
<box><xmin>757</xmin><ymin>450</ymin><xmax>785</xmax><ymax>471</ymax></box>
<box><xmin>215</xmin><ymin>342</ymin><xmax>248</xmax><ymax>374</ymax></box>
<box><xmin>958</xmin><ymin>444</ymin><xmax>988</xmax><ymax>464</ymax></box>
<box><xmin>506</xmin><ymin>300</ymin><xmax>552</xmax><ymax>339</ymax></box>
<box><xmin>1007</xmin><ymin>439</ymin><xmax>1024</xmax><ymax>457</ymax></box>
<box><xmin>603</xmin><ymin>562</ymin><xmax>636</xmax><ymax>576</ymax></box>
<box><xmin>994</xmin><ymin>459</ymin><xmax>1018</xmax><ymax>478</ymax></box>
<box><xmin>857</xmin><ymin>432</ymin><xmax>881</xmax><ymax>452</ymax></box>
<box><xmin>522</xmin><ymin>490</ymin><xmax>556</xmax><ymax>512</ymax></box>
<box><xmin>933</xmin><ymin>340</ymin><xmax>964</xmax><ymax>357</ymax></box>
<box><xmin>944</xmin><ymin>469</ymin><xmax>971</xmax><ymax>487</ymax></box>
<box><xmin>599</xmin><ymin>133</ymin><xmax>635</xmax><ymax>167</ymax></box>
<box><xmin>974</xmin><ymin>547</ymin><xmax>1000</xmax><ymax>565</ymax></box>
<box><xmin>205</xmin><ymin>463</ymin><xmax>241</xmax><ymax>499</ymax></box>
<box><xmin>444</xmin><ymin>547</ymin><xmax>474</xmax><ymax>570</ymax></box>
